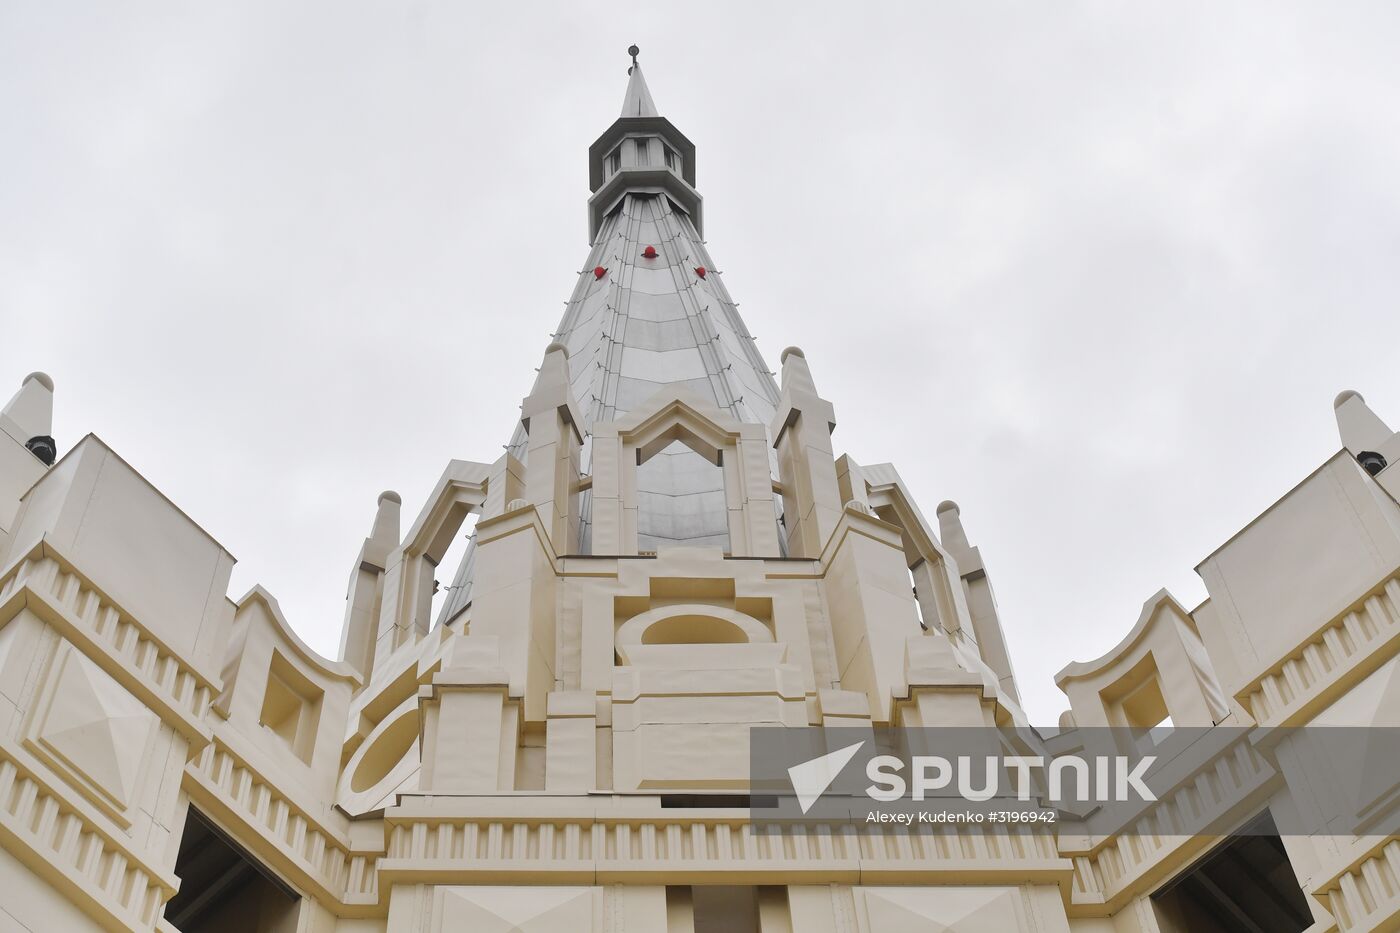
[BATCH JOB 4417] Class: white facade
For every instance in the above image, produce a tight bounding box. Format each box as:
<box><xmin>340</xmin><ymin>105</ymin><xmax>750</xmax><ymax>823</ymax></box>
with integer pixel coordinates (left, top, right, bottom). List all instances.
<box><xmin>1</xmin><ymin>54</ymin><xmax>1399</xmax><ymax>933</ymax></box>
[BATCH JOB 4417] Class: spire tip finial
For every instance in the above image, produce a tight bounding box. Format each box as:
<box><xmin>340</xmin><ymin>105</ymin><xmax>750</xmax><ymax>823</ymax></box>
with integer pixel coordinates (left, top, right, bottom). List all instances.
<box><xmin>619</xmin><ymin>47</ymin><xmax>658</xmax><ymax>116</ymax></box>
<box><xmin>1335</xmin><ymin>389</ymin><xmax>1364</xmax><ymax>410</ymax></box>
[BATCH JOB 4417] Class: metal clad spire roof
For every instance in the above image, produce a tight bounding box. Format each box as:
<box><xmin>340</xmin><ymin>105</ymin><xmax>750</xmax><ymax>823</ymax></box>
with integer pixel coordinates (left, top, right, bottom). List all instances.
<box><xmin>436</xmin><ymin>56</ymin><xmax>781</xmax><ymax>627</ymax></box>
<box><xmin>563</xmin><ymin>194</ymin><xmax>780</xmax><ymax>551</ymax></box>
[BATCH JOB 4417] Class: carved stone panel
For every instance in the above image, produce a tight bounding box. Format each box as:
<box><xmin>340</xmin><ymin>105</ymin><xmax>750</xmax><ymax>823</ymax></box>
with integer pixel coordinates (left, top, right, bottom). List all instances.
<box><xmin>430</xmin><ymin>885</ymin><xmax>599</xmax><ymax>932</ymax></box>
<box><xmin>26</xmin><ymin>641</ymin><xmax>157</xmax><ymax>824</ymax></box>
<box><xmin>852</xmin><ymin>885</ymin><xmax>1068</xmax><ymax>933</ymax></box>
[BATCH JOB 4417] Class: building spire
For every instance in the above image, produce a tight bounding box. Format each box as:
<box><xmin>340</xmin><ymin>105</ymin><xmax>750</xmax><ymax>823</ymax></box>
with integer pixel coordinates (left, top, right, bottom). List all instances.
<box><xmin>620</xmin><ymin>45</ymin><xmax>658</xmax><ymax>117</ymax></box>
<box><xmin>437</xmin><ymin>47</ymin><xmax>776</xmax><ymax>623</ymax></box>
<box><xmin>586</xmin><ymin>47</ymin><xmax>700</xmax><ymax>241</ymax></box>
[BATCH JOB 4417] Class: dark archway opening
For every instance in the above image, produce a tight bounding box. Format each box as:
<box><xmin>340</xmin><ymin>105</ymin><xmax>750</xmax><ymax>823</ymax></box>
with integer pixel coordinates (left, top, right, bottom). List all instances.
<box><xmin>165</xmin><ymin>808</ymin><xmax>299</xmax><ymax>933</ymax></box>
<box><xmin>1151</xmin><ymin>811</ymin><xmax>1312</xmax><ymax>933</ymax></box>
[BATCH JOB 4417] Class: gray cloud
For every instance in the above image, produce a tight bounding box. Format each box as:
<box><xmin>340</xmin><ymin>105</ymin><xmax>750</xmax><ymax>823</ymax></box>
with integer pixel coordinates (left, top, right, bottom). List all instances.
<box><xmin>4</xmin><ymin>2</ymin><xmax>1399</xmax><ymax>724</ymax></box>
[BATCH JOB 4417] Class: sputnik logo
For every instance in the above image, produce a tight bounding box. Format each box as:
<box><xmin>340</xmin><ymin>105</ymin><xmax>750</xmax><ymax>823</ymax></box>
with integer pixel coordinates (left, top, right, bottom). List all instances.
<box><xmin>787</xmin><ymin>741</ymin><xmax>865</xmax><ymax>814</ymax></box>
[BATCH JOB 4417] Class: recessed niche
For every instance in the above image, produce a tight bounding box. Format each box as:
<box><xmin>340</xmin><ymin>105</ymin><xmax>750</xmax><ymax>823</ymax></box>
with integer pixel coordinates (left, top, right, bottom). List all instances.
<box><xmin>1100</xmin><ymin>653</ymin><xmax>1177</xmax><ymax>748</ymax></box>
<box><xmin>259</xmin><ymin>652</ymin><xmax>322</xmax><ymax>764</ymax></box>
<box><xmin>641</xmin><ymin>613</ymin><xmax>749</xmax><ymax>645</ymax></box>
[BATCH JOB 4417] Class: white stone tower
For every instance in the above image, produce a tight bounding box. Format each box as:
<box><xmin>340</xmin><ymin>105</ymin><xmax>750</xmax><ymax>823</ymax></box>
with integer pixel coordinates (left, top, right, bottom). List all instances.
<box><xmin>436</xmin><ymin>54</ymin><xmax>786</xmax><ymax>632</ymax></box>
<box><xmin>1</xmin><ymin>46</ymin><xmax>1399</xmax><ymax>933</ymax></box>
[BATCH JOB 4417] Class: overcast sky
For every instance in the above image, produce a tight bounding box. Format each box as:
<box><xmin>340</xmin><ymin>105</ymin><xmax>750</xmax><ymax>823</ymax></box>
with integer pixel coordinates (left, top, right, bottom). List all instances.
<box><xmin>5</xmin><ymin>3</ymin><xmax>1400</xmax><ymax>725</ymax></box>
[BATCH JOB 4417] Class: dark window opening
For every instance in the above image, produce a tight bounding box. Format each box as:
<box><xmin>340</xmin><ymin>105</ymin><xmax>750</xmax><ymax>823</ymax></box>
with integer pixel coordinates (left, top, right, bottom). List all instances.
<box><xmin>165</xmin><ymin>808</ymin><xmax>299</xmax><ymax>933</ymax></box>
<box><xmin>661</xmin><ymin>793</ymin><xmax>777</xmax><ymax>808</ymax></box>
<box><xmin>1151</xmin><ymin>811</ymin><xmax>1311</xmax><ymax>933</ymax></box>
<box><xmin>668</xmin><ymin>885</ymin><xmax>784</xmax><ymax>933</ymax></box>
<box><xmin>607</xmin><ymin>147</ymin><xmax>621</xmax><ymax>175</ymax></box>
<box><xmin>665</xmin><ymin>144</ymin><xmax>680</xmax><ymax>172</ymax></box>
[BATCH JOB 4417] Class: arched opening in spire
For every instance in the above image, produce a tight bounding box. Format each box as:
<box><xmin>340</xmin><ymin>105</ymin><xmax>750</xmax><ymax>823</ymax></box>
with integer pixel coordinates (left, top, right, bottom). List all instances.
<box><xmin>636</xmin><ymin>439</ymin><xmax>730</xmax><ymax>554</ymax></box>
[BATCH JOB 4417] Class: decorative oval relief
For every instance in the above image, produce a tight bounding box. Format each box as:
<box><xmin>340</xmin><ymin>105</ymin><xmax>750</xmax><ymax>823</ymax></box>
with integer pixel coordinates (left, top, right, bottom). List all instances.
<box><xmin>338</xmin><ymin>695</ymin><xmax>420</xmax><ymax>814</ymax></box>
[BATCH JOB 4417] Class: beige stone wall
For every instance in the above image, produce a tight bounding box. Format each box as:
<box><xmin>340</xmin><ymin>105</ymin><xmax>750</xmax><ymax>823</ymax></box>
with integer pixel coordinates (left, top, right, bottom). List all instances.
<box><xmin>2</xmin><ymin>373</ymin><xmax>1400</xmax><ymax>932</ymax></box>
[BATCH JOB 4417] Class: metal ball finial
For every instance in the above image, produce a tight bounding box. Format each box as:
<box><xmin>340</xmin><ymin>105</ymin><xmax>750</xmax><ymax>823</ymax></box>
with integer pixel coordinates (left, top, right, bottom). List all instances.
<box><xmin>628</xmin><ymin>44</ymin><xmax>640</xmax><ymax>73</ymax></box>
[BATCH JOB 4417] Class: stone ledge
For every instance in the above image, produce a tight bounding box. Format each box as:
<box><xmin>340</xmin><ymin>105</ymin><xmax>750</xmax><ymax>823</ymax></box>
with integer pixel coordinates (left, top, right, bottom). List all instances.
<box><xmin>1065</xmin><ymin>733</ymin><xmax>1279</xmax><ymax>916</ymax></box>
<box><xmin>0</xmin><ymin>743</ymin><xmax>177</xmax><ymax>931</ymax></box>
<box><xmin>1314</xmin><ymin>837</ymin><xmax>1400</xmax><ymax>932</ymax></box>
<box><xmin>0</xmin><ymin>546</ymin><xmax>217</xmax><ymax>752</ymax></box>
<box><xmin>1241</xmin><ymin>576</ymin><xmax>1400</xmax><ymax>730</ymax></box>
<box><xmin>378</xmin><ymin>796</ymin><xmax>1070</xmax><ymax>893</ymax></box>
<box><xmin>183</xmin><ymin>737</ymin><xmax>381</xmax><ymax>913</ymax></box>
